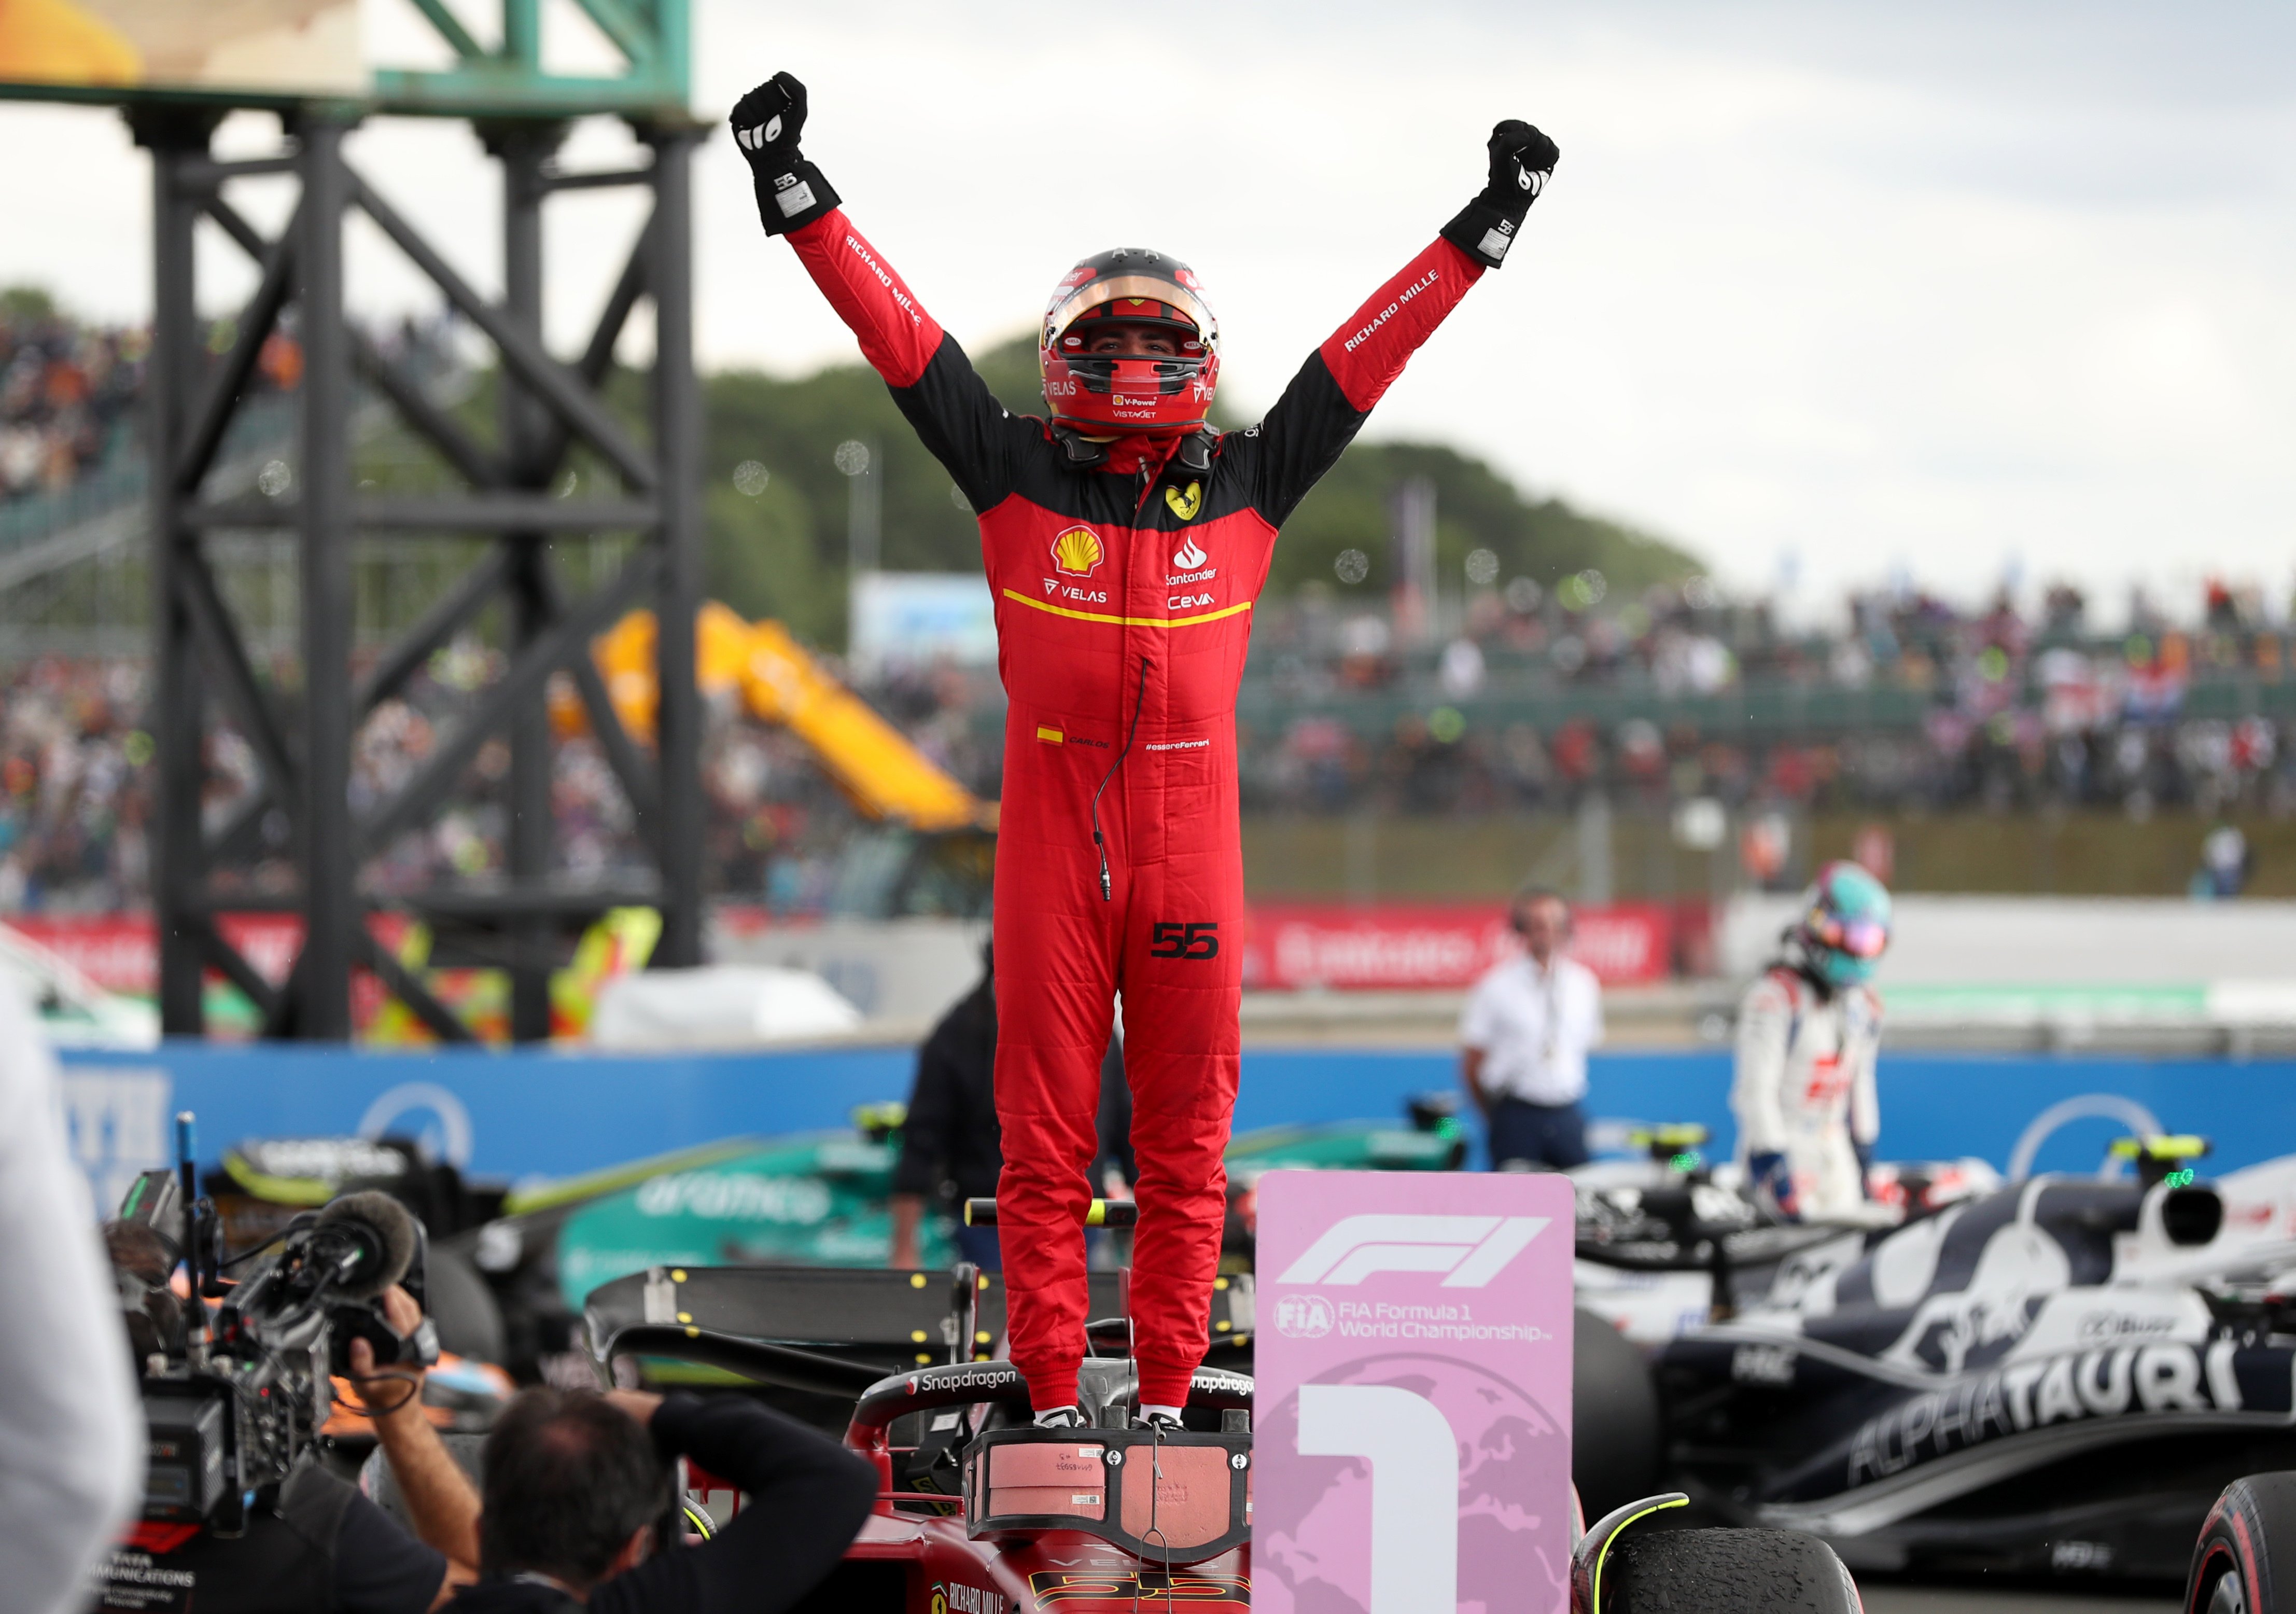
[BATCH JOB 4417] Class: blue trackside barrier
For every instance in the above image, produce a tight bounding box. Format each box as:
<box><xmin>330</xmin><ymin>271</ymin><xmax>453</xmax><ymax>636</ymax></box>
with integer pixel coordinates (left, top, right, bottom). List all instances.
<box><xmin>1245</xmin><ymin>1048</ymin><xmax>2296</xmax><ymax>1177</ymax></box>
<box><xmin>54</xmin><ymin>1041</ymin><xmax>2296</xmax><ymax>1214</ymax></box>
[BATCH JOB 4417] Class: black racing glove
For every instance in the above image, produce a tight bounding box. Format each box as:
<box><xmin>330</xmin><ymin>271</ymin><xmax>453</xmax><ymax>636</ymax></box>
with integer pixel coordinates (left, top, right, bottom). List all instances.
<box><xmin>1440</xmin><ymin>120</ymin><xmax>1560</xmax><ymax>270</ymax></box>
<box><xmin>729</xmin><ymin>72</ymin><xmax>841</xmax><ymax>236</ymax></box>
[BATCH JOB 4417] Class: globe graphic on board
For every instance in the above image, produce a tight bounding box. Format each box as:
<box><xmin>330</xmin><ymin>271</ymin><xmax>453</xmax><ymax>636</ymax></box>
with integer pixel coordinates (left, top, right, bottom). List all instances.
<box><xmin>1255</xmin><ymin>1354</ymin><xmax>1570</xmax><ymax>1614</ymax></box>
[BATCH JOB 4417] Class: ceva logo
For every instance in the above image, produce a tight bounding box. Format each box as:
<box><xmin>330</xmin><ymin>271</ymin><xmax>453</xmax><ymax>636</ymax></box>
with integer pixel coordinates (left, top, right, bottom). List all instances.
<box><xmin>1275</xmin><ymin>1214</ymin><xmax>1549</xmax><ymax>1288</ymax></box>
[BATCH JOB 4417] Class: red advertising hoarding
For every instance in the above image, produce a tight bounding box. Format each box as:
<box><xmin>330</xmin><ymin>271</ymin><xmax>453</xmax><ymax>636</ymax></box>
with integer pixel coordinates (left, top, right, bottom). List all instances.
<box><xmin>11</xmin><ymin>911</ymin><xmax>330</xmax><ymax>993</ymax></box>
<box><xmin>1239</xmin><ymin>901</ymin><xmax>1691</xmax><ymax>991</ymax></box>
<box><xmin>13</xmin><ymin>900</ymin><xmax>1699</xmax><ymax>1009</ymax></box>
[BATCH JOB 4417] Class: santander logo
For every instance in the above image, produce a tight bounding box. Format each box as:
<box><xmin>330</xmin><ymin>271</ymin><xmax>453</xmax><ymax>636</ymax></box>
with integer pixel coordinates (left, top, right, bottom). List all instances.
<box><xmin>1168</xmin><ymin>535</ymin><xmax>1215</xmax><ymax>588</ymax></box>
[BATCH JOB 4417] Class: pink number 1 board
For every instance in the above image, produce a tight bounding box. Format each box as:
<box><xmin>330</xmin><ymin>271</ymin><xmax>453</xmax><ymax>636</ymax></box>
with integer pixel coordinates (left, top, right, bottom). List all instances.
<box><xmin>1249</xmin><ymin>1167</ymin><xmax>1577</xmax><ymax>1614</ymax></box>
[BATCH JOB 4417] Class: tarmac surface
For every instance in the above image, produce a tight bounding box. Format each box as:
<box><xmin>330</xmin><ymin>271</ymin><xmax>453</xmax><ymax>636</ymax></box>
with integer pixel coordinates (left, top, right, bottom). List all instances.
<box><xmin>1857</xmin><ymin>1585</ymin><xmax>2178</xmax><ymax>1613</ymax></box>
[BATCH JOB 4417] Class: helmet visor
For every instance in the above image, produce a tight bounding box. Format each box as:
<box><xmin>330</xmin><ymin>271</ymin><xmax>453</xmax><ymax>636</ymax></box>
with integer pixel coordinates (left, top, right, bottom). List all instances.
<box><xmin>1058</xmin><ymin>353</ymin><xmax>1209</xmax><ymax>395</ymax></box>
<box><xmin>1814</xmin><ymin>915</ymin><xmax>1889</xmax><ymax>958</ymax></box>
<box><xmin>1046</xmin><ymin>275</ymin><xmax>1217</xmax><ymax>351</ymax></box>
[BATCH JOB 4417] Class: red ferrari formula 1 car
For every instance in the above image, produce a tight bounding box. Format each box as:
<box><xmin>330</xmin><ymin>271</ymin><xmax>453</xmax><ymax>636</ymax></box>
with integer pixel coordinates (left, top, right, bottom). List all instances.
<box><xmin>578</xmin><ymin>1217</ymin><xmax>1865</xmax><ymax>1613</ymax></box>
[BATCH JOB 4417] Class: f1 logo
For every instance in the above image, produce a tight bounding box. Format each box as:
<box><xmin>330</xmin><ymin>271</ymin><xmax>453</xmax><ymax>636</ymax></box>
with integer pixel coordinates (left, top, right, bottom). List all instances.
<box><xmin>1275</xmin><ymin>1214</ymin><xmax>1548</xmax><ymax>1288</ymax></box>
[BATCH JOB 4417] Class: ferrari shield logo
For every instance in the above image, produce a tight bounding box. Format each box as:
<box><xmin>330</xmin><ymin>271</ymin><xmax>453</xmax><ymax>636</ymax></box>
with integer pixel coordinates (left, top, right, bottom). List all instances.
<box><xmin>1166</xmin><ymin>481</ymin><xmax>1203</xmax><ymax>522</ymax></box>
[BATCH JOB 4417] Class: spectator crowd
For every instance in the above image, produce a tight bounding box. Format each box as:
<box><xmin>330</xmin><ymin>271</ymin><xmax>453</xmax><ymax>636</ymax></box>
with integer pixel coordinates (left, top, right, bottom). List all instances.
<box><xmin>1237</xmin><ymin>574</ymin><xmax>2296</xmax><ymax>822</ymax></box>
<box><xmin>8</xmin><ymin>571</ymin><xmax>2296</xmax><ymax>917</ymax></box>
<box><xmin>0</xmin><ymin>291</ymin><xmax>146</xmax><ymax>504</ymax></box>
<box><xmin>0</xmin><ymin>641</ymin><xmax>999</xmax><ymax>919</ymax></box>
<box><xmin>4</xmin><ymin>285</ymin><xmax>2295</xmax><ymax>913</ymax></box>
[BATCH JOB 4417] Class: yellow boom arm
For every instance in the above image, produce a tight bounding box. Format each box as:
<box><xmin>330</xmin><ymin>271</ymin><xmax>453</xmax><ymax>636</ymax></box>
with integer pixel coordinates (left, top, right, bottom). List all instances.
<box><xmin>568</xmin><ymin>603</ymin><xmax>992</xmax><ymax>833</ymax></box>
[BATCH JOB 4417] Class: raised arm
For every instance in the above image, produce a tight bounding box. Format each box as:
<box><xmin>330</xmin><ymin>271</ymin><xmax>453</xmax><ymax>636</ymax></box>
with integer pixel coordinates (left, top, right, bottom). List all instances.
<box><xmin>1249</xmin><ymin>121</ymin><xmax>1559</xmax><ymax>526</ymax></box>
<box><xmin>731</xmin><ymin>74</ymin><xmax>1027</xmax><ymax>513</ymax></box>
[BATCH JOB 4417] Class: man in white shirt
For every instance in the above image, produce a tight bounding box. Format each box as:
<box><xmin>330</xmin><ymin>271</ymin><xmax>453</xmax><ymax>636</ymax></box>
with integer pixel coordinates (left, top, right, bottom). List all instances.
<box><xmin>1459</xmin><ymin>886</ymin><xmax>1605</xmax><ymax>1170</ymax></box>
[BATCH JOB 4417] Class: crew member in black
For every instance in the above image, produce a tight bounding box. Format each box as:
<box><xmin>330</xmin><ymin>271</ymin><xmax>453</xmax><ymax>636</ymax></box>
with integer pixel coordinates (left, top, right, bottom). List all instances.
<box><xmin>890</xmin><ymin>945</ymin><xmax>1003</xmax><ymax>1270</ymax></box>
<box><xmin>890</xmin><ymin>944</ymin><xmax>1132</xmax><ymax>1272</ymax></box>
<box><xmin>433</xmin><ymin>1388</ymin><xmax>876</xmax><ymax>1614</ymax></box>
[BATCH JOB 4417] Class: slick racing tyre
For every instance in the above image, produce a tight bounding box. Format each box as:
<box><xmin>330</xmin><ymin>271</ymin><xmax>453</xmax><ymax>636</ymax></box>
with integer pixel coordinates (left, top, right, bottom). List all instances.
<box><xmin>2187</xmin><ymin>1472</ymin><xmax>2296</xmax><ymax>1614</ymax></box>
<box><xmin>1572</xmin><ymin>1307</ymin><xmax>1662</xmax><ymax>1520</ymax></box>
<box><xmin>1603</xmin><ymin>1527</ymin><xmax>1860</xmax><ymax>1613</ymax></box>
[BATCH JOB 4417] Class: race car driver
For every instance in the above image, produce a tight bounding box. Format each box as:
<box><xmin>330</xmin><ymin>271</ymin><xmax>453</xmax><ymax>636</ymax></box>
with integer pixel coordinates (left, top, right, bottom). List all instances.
<box><xmin>1732</xmin><ymin>860</ymin><xmax>1893</xmax><ymax>1223</ymax></box>
<box><xmin>730</xmin><ymin>72</ymin><xmax>1559</xmax><ymax>1428</ymax></box>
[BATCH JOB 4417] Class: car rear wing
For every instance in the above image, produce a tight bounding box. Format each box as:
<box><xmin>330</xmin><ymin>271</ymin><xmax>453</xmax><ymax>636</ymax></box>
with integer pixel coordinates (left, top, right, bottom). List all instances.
<box><xmin>584</xmin><ymin>1262</ymin><xmax>1257</xmax><ymax>1392</ymax></box>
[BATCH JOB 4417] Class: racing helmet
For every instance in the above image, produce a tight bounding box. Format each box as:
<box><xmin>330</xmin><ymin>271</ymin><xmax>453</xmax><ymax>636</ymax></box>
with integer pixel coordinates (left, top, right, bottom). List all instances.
<box><xmin>1039</xmin><ymin>247</ymin><xmax>1219</xmax><ymax>438</ymax></box>
<box><xmin>1793</xmin><ymin>860</ymin><xmax>1893</xmax><ymax>989</ymax></box>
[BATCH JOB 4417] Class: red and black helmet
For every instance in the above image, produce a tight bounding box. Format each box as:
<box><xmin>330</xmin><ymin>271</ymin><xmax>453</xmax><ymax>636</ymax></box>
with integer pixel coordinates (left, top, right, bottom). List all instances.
<box><xmin>1039</xmin><ymin>247</ymin><xmax>1219</xmax><ymax>438</ymax></box>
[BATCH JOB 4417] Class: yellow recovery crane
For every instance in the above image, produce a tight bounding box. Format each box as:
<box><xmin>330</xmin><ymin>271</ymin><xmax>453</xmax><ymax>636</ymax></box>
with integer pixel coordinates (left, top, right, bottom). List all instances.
<box><xmin>567</xmin><ymin>601</ymin><xmax>996</xmax><ymax>832</ymax></box>
<box><xmin>366</xmin><ymin>605</ymin><xmax>995</xmax><ymax>1043</ymax></box>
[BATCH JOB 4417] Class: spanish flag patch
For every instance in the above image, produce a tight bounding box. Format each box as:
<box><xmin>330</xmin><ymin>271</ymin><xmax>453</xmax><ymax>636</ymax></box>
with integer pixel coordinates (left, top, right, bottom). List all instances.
<box><xmin>1036</xmin><ymin>726</ymin><xmax>1065</xmax><ymax>745</ymax></box>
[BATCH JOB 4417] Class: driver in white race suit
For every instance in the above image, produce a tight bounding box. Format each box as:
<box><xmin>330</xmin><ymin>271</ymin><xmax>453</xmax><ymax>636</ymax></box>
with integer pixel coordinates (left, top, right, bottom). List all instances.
<box><xmin>1732</xmin><ymin>861</ymin><xmax>1893</xmax><ymax>1222</ymax></box>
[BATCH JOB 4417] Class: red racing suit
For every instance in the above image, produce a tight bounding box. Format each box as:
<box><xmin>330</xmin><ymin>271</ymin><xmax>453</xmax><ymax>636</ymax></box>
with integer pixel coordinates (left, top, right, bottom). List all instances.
<box><xmin>785</xmin><ymin>210</ymin><xmax>1486</xmax><ymax>1410</ymax></box>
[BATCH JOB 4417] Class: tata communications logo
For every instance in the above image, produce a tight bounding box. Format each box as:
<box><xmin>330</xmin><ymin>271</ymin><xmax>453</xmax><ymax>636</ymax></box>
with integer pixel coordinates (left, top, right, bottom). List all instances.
<box><xmin>1276</xmin><ymin>1214</ymin><xmax>1549</xmax><ymax>1288</ymax></box>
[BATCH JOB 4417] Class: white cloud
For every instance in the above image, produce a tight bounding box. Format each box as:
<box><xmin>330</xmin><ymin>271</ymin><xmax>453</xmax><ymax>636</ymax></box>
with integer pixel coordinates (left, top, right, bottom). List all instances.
<box><xmin>0</xmin><ymin>0</ymin><xmax>2288</xmax><ymax>620</ymax></box>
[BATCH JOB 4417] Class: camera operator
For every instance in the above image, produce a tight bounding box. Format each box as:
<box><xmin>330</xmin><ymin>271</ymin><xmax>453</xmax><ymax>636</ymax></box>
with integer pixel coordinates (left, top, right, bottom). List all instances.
<box><xmin>97</xmin><ymin>1270</ymin><xmax>480</xmax><ymax>1612</ymax></box>
<box><xmin>430</xmin><ymin>1386</ymin><xmax>876</xmax><ymax>1613</ymax></box>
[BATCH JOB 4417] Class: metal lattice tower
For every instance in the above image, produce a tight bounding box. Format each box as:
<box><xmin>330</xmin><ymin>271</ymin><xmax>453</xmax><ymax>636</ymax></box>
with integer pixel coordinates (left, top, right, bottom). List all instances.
<box><xmin>67</xmin><ymin>2</ymin><xmax>707</xmax><ymax>1040</ymax></box>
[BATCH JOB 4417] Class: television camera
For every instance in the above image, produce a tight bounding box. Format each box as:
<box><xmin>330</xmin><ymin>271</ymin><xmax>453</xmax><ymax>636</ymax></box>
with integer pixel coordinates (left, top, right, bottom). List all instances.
<box><xmin>115</xmin><ymin>1114</ymin><xmax>438</xmax><ymax>1532</ymax></box>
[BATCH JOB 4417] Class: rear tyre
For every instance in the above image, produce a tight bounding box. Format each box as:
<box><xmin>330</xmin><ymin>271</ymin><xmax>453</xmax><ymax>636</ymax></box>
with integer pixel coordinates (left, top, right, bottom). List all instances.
<box><xmin>1603</xmin><ymin>1527</ymin><xmax>1858</xmax><ymax>1614</ymax></box>
<box><xmin>2186</xmin><ymin>1472</ymin><xmax>2296</xmax><ymax>1614</ymax></box>
<box><xmin>1572</xmin><ymin>1307</ymin><xmax>1661</xmax><ymax>1520</ymax></box>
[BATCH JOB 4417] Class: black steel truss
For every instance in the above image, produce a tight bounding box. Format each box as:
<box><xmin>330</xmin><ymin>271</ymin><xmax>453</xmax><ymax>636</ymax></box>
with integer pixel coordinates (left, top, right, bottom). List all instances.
<box><xmin>133</xmin><ymin>106</ymin><xmax>705</xmax><ymax>1042</ymax></box>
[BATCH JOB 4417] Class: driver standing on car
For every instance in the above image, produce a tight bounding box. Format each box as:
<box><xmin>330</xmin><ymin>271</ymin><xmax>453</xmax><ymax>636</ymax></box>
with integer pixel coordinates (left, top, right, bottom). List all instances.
<box><xmin>1732</xmin><ymin>861</ymin><xmax>1892</xmax><ymax>1223</ymax></box>
<box><xmin>729</xmin><ymin>69</ymin><xmax>1560</xmax><ymax>1431</ymax></box>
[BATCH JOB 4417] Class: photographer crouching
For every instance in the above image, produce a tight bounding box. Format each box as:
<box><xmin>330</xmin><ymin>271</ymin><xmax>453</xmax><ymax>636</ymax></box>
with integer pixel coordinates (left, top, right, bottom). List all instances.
<box><xmin>439</xmin><ymin>1387</ymin><xmax>876</xmax><ymax>1613</ymax></box>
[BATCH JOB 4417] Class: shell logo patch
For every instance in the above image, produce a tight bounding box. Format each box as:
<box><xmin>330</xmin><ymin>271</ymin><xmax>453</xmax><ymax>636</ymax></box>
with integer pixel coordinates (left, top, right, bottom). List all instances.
<box><xmin>1166</xmin><ymin>481</ymin><xmax>1203</xmax><ymax>522</ymax></box>
<box><xmin>1051</xmin><ymin>525</ymin><xmax>1105</xmax><ymax>577</ymax></box>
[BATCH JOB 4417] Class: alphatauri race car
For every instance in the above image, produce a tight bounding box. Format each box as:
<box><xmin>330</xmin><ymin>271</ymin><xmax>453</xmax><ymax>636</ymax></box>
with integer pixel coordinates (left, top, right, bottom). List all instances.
<box><xmin>1570</xmin><ymin>1124</ymin><xmax>2002</xmax><ymax>1348</ymax></box>
<box><xmin>574</xmin><ymin>1242</ymin><xmax>1864</xmax><ymax>1614</ymax></box>
<box><xmin>1575</xmin><ymin>1134</ymin><xmax>2296</xmax><ymax>1583</ymax></box>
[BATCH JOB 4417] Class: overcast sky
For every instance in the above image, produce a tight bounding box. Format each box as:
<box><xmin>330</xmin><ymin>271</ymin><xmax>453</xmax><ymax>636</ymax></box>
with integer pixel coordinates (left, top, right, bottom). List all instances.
<box><xmin>3</xmin><ymin>0</ymin><xmax>2290</xmax><ymax>624</ymax></box>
